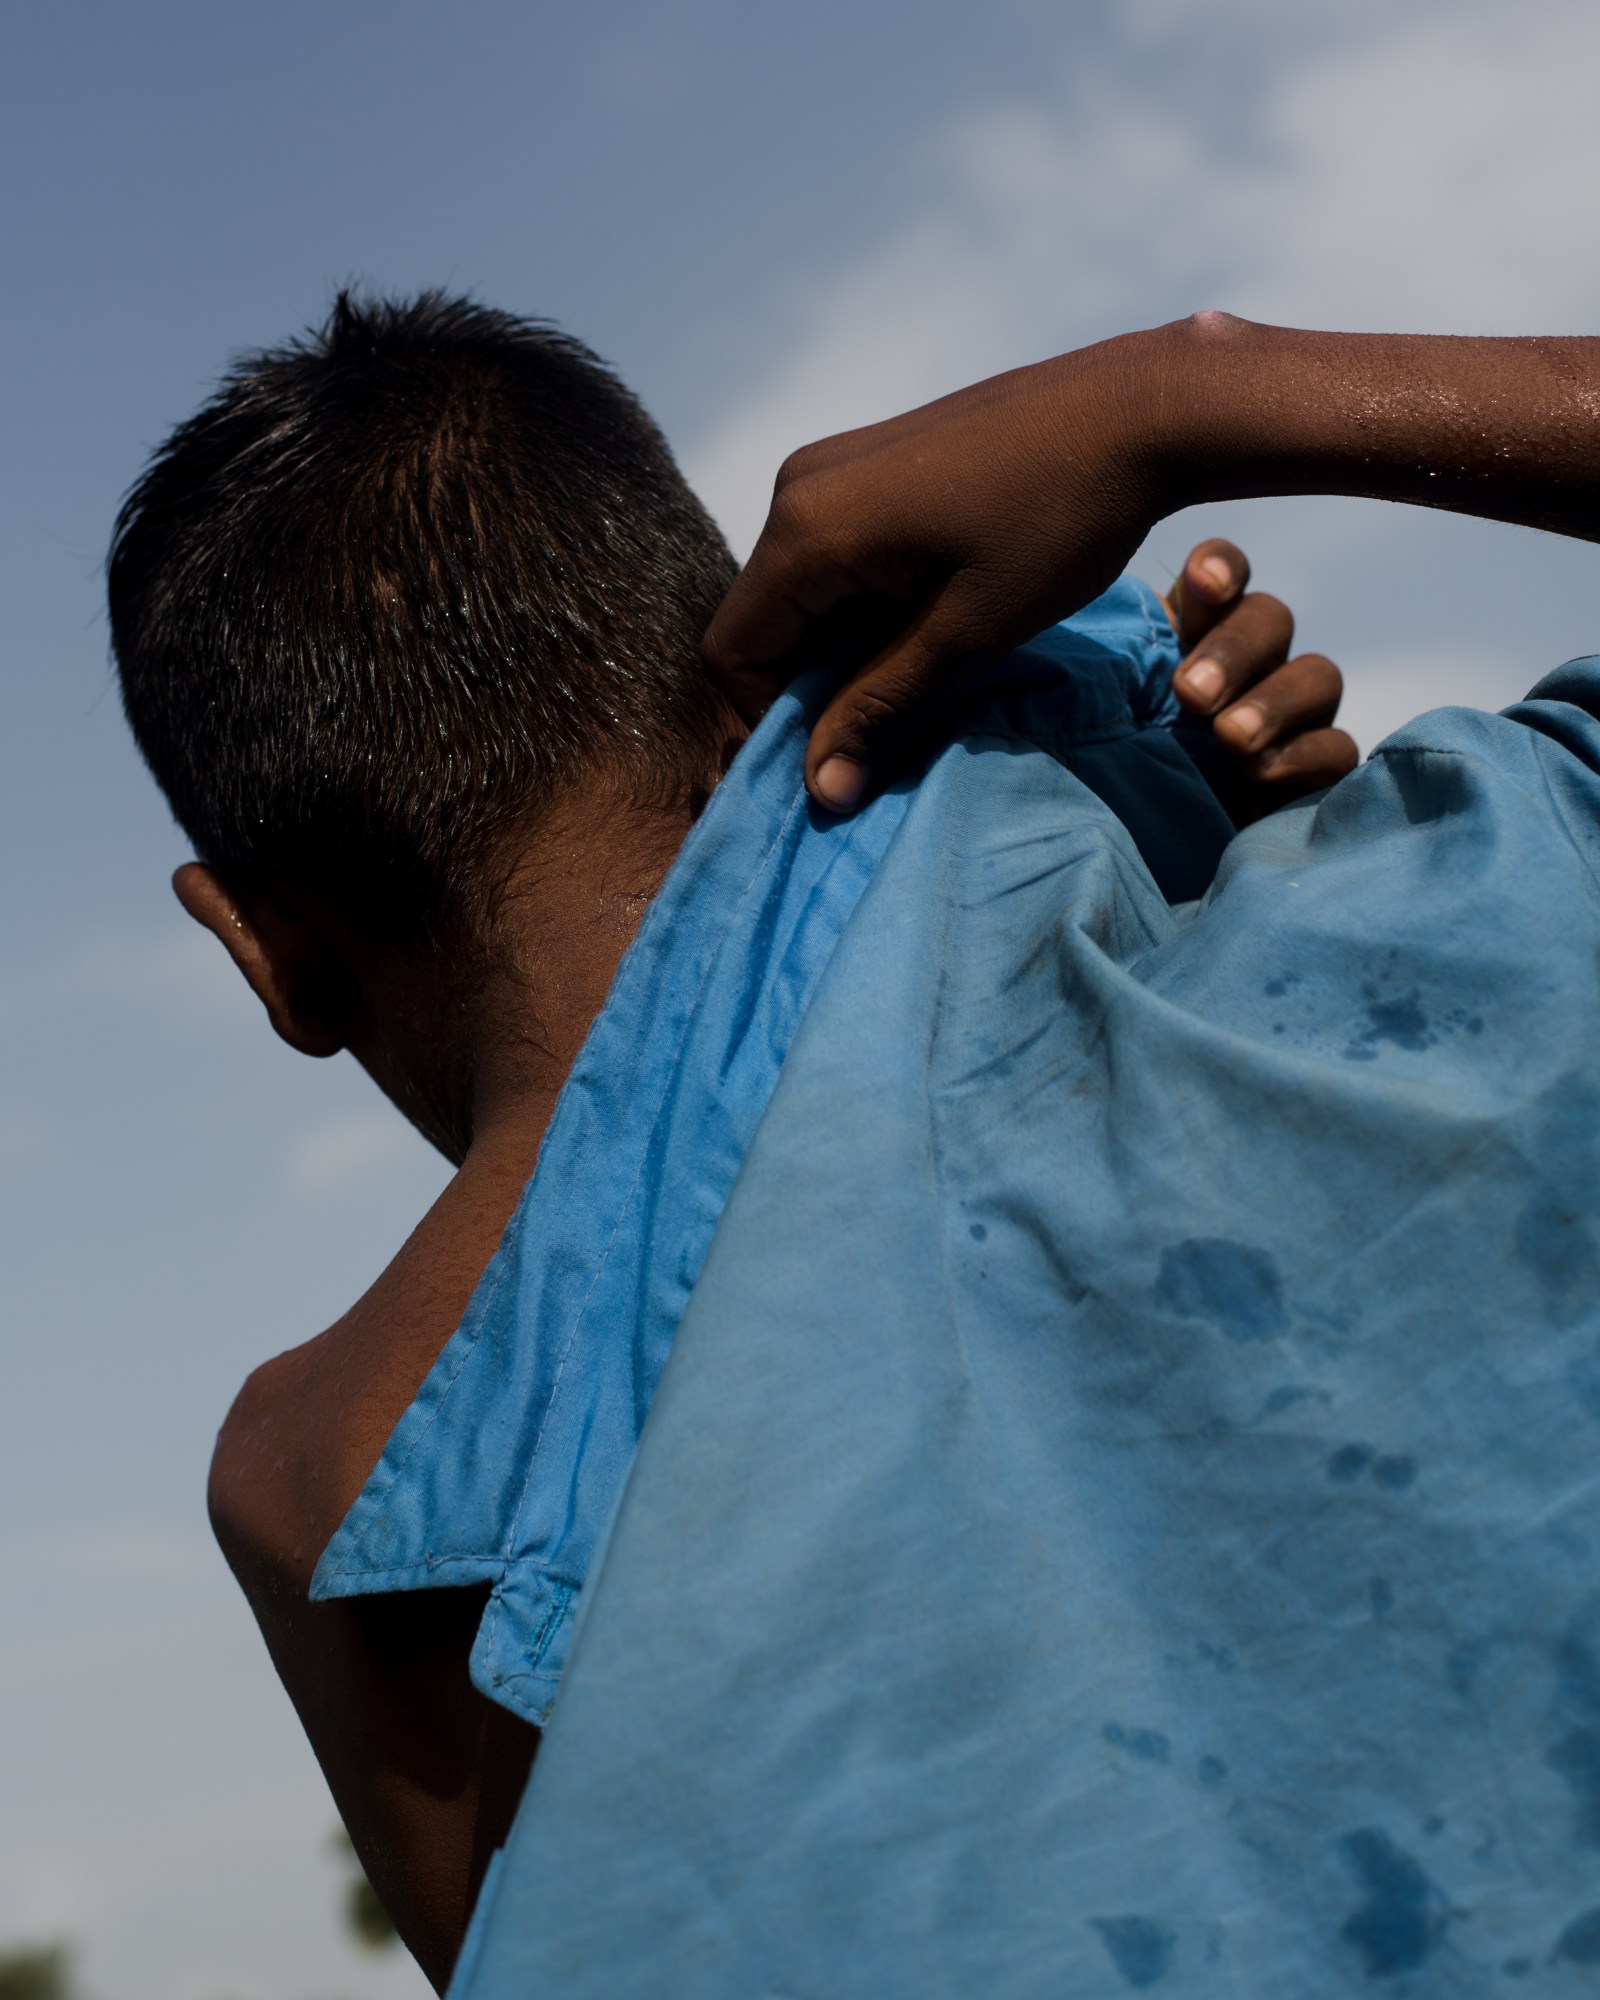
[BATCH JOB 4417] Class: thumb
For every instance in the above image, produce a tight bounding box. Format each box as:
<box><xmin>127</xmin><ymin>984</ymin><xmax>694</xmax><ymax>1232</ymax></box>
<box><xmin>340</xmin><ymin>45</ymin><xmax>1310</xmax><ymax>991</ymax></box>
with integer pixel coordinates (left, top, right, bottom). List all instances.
<box><xmin>802</xmin><ymin>589</ymin><xmax>992</xmax><ymax>813</ymax></box>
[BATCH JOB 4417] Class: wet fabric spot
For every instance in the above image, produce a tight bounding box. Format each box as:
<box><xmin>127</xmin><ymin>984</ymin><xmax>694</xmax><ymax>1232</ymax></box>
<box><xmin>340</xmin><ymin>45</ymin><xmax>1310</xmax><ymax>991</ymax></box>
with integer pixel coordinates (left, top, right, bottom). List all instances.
<box><xmin>1547</xmin><ymin>1726</ymin><xmax>1600</xmax><ymax>1845</ymax></box>
<box><xmin>1343</xmin><ymin>986</ymin><xmax>1436</xmax><ymax>1059</ymax></box>
<box><xmin>1090</xmin><ymin>1916</ymin><xmax>1175</xmax><ymax>1989</ymax></box>
<box><xmin>1557</xmin><ymin>1907</ymin><xmax>1600</xmax><ymax>1965</ymax></box>
<box><xmin>1516</xmin><ymin>1192</ymin><xmax>1597</xmax><ymax>1299</ymax></box>
<box><xmin>1567</xmin><ymin>1341</ymin><xmax>1600</xmax><ymax>1421</ymax></box>
<box><xmin>1516</xmin><ymin>1080</ymin><xmax>1600</xmax><ymax>1301</ymax></box>
<box><xmin>1548</xmin><ymin>1607</ymin><xmax>1600</xmax><ymax>1847</ymax></box>
<box><xmin>1448</xmin><ymin>1637</ymin><xmax>1490</xmax><ymax>1700</ymax></box>
<box><xmin>1103</xmin><ymin>1722</ymin><xmax>1171</xmax><ymax>1763</ymax></box>
<box><xmin>1155</xmin><ymin>1239</ymin><xmax>1288</xmax><ymax>1343</ymax></box>
<box><xmin>1338</xmin><ymin>1827</ymin><xmax>1449</xmax><ymax>1977</ymax></box>
<box><xmin>1364</xmin><ymin>992</ymin><xmax>1433</xmax><ymax>1051</ymax></box>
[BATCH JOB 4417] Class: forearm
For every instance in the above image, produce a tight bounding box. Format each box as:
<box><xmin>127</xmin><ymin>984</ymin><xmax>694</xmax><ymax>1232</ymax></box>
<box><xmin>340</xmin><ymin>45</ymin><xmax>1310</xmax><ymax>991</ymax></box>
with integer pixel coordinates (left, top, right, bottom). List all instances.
<box><xmin>1120</xmin><ymin>314</ymin><xmax>1600</xmax><ymax>542</ymax></box>
<box><xmin>707</xmin><ymin>312</ymin><xmax>1600</xmax><ymax>809</ymax></box>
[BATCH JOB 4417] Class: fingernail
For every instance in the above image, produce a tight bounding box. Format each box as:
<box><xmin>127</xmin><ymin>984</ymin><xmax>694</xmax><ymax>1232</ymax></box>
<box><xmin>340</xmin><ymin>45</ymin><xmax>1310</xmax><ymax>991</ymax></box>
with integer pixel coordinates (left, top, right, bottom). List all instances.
<box><xmin>814</xmin><ymin>755</ymin><xmax>867</xmax><ymax>812</ymax></box>
<box><xmin>1198</xmin><ymin>555</ymin><xmax>1233</xmax><ymax>594</ymax></box>
<box><xmin>1180</xmin><ymin>659</ymin><xmax>1224</xmax><ymax>704</ymax></box>
<box><xmin>1221</xmin><ymin>702</ymin><xmax>1265</xmax><ymax>749</ymax></box>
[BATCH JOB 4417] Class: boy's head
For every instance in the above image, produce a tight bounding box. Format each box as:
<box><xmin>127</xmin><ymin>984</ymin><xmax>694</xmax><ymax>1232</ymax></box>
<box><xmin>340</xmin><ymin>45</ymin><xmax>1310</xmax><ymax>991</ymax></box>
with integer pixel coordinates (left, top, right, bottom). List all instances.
<box><xmin>110</xmin><ymin>291</ymin><xmax>742</xmax><ymax>1157</ymax></box>
<box><xmin>112</xmin><ymin>289</ymin><xmax>738</xmax><ymax>943</ymax></box>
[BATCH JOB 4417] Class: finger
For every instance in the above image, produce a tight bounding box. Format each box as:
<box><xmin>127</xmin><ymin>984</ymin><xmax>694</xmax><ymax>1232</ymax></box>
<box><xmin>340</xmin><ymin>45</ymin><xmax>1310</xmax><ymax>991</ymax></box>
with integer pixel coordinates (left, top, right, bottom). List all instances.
<box><xmin>1227</xmin><ymin>728</ymin><xmax>1360</xmax><ymax>819</ymax></box>
<box><xmin>712</xmin><ymin>591</ymin><xmax>915</xmax><ymax>730</ymax></box>
<box><xmin>802</xmin><ymin>588</ymin><xmax>992</xmax><ymax>813</ymax></box>
<box><xmin>1213</xmin><ymin>653</ymin><xmax>1343</xmax><ymax>755</ymax></box>
<box><xmin>703</xmin><ymin>548</ymin><xmax>866</xmax><ymax>690</ymax></box>
<box><xmin>1168</xmin><ymin>538</ymin><xmax>1250</xmax><ymax>652</ymax></box>
<box><xmin>1172</xmin><ymin>591</ymin><xmax>1294</xmax><ymax>716</ymax></box>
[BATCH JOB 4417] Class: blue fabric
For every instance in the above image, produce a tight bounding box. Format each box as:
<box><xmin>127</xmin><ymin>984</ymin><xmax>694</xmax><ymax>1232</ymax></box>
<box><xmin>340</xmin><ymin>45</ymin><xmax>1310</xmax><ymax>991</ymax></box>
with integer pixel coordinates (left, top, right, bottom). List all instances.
<box><xmin>311</xmin><ymin>578</ymin><xmax>1219</xmax><ymax>1726</ymax></box>
<box><xmin>454</xmin><ymin>646</ymin><xmax>1600</xmax><ymax>1997</ymax></box>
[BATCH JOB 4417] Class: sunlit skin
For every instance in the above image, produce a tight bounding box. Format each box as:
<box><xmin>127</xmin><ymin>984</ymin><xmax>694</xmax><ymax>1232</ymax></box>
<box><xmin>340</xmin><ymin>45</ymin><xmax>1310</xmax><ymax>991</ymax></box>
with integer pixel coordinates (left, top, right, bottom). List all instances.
<box><xmin>198</xmin><ymin>531</ymin><xmax>1345</xmax><ymax>1989</ymax></box>
<box><xmin>704</xmin><ymin>314</ymin><xmax>1600</xmax><ymax>811</ymax></box>
<box><xmin>199</xmin><ymin>790</ymin><xmax>697</xmax><ymax>1989</ymax></box>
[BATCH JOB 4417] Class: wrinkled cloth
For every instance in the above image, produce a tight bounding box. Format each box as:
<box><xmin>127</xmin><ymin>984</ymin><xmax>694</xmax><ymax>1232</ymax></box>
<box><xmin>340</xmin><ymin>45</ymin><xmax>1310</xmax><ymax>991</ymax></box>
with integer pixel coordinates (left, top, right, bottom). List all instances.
<box><xmin>310</xmin><ymin>579</ymin><xmax>1221</xmax><ymax>1724</ymax></box>
<box><xmin>454</xmin><ymin>639</ymin><xmax>1600</xmax><ymax>1997</ymax></box>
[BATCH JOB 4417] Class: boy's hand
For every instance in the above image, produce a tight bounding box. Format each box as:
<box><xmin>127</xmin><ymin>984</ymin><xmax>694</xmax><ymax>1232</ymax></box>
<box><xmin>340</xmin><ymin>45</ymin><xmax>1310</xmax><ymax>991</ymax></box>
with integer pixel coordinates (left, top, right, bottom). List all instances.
<box><xmin>706</xmin><ymin>509</ymin><xmax>1357</xmax><ymax>823</ymax></box>
<box><xmin>1163</xmin><ymin>538</ymin><xmax>1358</xmax><ymax>823</ymax></box>
<box><xmin>702</xmin><ymin>335</ymin><xmax>1355</xmax><ymax>817</ymax></box>
<box><xmin>706</xmin><ymin>317</ymin><xmax>1600</xmax><ymax>815</ymax></box>
<box><xmin>702</xmin><ymin>342</ymin><xmax>1157</xmax><ymax>812</ymax></box>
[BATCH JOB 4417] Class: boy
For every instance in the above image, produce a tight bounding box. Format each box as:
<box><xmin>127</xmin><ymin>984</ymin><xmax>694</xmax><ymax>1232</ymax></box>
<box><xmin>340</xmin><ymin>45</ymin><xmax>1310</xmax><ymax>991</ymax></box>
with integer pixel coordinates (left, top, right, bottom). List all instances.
<box><xmin>109</xmin><ymin>291</ymin><xmax>1346</xmax><ymax>1985</ymax></box>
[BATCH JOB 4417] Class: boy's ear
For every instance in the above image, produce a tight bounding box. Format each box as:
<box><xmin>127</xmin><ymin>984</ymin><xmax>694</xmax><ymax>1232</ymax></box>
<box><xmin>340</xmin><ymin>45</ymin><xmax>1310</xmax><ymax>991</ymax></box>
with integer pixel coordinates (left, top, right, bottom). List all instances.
<box><xmin>173</xmin><ymin>862</ymin><xmax>348</xmax><ymax>1058</ymax></box>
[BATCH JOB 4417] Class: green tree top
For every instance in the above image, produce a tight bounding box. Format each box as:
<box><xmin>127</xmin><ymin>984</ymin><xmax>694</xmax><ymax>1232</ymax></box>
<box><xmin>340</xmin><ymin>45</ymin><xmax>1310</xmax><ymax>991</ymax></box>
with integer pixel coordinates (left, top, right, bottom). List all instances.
<box><xmin>0</xmin><ymin>1944</ymin><xmax>72</xmax><ymax>2000</ymax></box>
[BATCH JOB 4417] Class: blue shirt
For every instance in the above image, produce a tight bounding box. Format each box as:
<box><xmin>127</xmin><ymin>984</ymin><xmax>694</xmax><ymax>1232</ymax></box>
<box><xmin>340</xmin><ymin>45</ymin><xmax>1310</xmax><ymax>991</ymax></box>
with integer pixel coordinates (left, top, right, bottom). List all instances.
<box><xmin>329</xmin><ymin>569</ymin><xmax>1600</xmax><ymax>1992</ymax></box>
<box><xmin>311</xmin><ymin>578</ymin><xmax>1219</xmax><ymax>1726</ymax></box>
<box><xmin>451</xmin><ymin>627</ymin><xmax>1600</xmax><ymax>1995</ymax></box>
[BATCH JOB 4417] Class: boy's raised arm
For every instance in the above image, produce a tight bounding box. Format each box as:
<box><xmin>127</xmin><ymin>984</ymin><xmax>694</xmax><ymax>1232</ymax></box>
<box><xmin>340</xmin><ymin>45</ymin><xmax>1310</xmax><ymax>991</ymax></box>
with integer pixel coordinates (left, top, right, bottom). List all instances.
<box><xmin>703</xmin><ymin>314</ymin><xmax>1600</xmax><ymax>812</ymax></box>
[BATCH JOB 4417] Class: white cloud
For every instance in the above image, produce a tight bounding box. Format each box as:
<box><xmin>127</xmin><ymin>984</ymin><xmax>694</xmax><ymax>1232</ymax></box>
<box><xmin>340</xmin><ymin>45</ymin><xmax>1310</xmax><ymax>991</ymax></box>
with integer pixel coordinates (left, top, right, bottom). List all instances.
<box><xmin>1229</xmin><ymin>3</ymin><xmax>1600</xmax><ymax>334</ymax></box>
<box><xmin>687</xmin><ymin>0</ymin><xmax>1600</xmax><ymax>555</ymax></box>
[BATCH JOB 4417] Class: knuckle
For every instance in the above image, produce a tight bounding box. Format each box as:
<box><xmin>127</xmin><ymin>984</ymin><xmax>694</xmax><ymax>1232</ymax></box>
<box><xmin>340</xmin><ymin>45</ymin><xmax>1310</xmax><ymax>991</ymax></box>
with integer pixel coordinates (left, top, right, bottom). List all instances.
<box><xmin>773</xmin><ymin>442</ymin><xmax>830</xmax><ymax>496</ymax></box>
<box><xmin>1196</xmin><ymin>628</ymin><xmax>1257</xmax><ymax>685</ymax></box>
<box><xmin>768</xmin><ymin>479</ymin><xmax>818</xmax><ymax>536</ymax></box>
<box><xmin>1269</xmin><ymin>729</ymin><xmax>1360</xmax><ymax>782</ymax></box>
<box><xmin>1295</xmin><ymin>651</ymin><xmax>1342</xmax><ymax>689</ymax></box>
<box><xmin>1244</xmin><ymin>590</ymin><xmax>1294</xmax><ymax>635</ymax></box>
<box><xmin>831</xmin><ymin>660</ymin><xmax>944</xmax><ymax>750</ymax></box>
<box><xmin>848</xmin><ymin>676</ymin><xmax>921</xmax><ymax>732</ymax></box>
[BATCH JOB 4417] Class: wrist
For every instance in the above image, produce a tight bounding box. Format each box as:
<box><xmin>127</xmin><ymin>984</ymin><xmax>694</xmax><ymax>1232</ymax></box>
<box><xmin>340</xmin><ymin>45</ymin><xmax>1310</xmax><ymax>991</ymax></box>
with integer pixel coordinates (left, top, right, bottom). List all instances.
<box><xmin>1029</xmin><ymin>317</ymin><xmax>1259</xmax><ymax>528</ymax></box>
<box><xmin>1038</xmin><ymin>317</ymin><xmax>1600</xmax><ymax>553</ymax></box>
<box><xmin>1112</xmin><ymin>318</ymin><xmax>1600</xmax><ymax>524</ymax></box>
<box><xmin>1132</xmin><ymin>312</ymin><xmax>1273</xmax><ymax>517</ymax></box>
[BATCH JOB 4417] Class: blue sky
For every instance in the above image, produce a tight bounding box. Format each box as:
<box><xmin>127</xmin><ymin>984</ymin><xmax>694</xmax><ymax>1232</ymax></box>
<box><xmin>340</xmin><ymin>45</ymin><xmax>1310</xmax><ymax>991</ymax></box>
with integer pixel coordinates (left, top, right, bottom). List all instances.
<box><xmin>5</xmin><ymin>2</ymin><xmax>1600</xmax><ymax>1993</ymax></box>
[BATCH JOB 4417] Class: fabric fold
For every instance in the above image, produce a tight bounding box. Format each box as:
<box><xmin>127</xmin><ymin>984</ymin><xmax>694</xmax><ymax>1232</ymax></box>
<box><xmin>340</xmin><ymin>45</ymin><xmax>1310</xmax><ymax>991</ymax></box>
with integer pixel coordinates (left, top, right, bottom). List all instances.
<box><xmin>456</xmin><ymin>654</ymin><xmax>1600</xmax><ymax>1995</ymax></box>
<box><xmin>313</xmin><ymin>578</ymin><xmax>1208</xmax><ymax>1726</ymax></box>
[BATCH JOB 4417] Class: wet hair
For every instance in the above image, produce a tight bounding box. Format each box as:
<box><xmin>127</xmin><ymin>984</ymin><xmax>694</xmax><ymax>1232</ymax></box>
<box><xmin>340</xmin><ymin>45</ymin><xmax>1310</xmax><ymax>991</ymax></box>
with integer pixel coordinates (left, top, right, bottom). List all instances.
<box><xmin>108</xmin><ymin>290</ymin><xmax>737</xmax><ymax>943</ymax></box>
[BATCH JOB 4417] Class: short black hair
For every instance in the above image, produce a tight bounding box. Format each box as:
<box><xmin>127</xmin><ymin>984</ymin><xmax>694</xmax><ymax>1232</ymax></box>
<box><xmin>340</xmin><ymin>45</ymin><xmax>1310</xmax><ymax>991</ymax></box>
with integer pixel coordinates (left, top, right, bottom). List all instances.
<box><xmin>109</xmin><ymin>290</ymin><xmax>737</xmax><ymax>942</ymax></box>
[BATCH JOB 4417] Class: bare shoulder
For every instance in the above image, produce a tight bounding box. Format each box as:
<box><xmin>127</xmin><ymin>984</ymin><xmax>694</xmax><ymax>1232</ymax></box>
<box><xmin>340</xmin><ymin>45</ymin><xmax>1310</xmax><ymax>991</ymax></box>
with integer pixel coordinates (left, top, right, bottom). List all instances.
<box><xmin>208</xmin><ymin>1299</ymin><xmax>538</xmax><ymax>1991</ymax></box>
<box><xmin>205</xmin><ymin>1122</ymin><xmax>547</xmax><ymax>1989</ymax></box>
<box><xmin>207</xmin><ymin>1328</ymin><xmax>356</xmax><ymax>1599</ymax></box>
<box><xmin>209</xmin><ymin>1119</ymin><xmax>541</xmax><ymax>1597</ymax></box>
